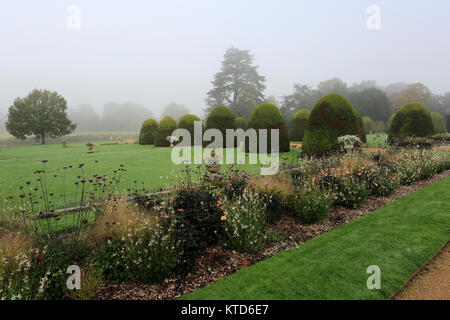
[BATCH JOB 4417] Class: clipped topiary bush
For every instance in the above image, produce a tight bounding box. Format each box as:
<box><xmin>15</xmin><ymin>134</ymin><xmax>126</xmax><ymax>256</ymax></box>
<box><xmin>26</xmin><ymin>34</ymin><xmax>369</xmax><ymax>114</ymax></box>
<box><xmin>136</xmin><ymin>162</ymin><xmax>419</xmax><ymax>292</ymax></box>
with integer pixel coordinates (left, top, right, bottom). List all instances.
<box><xmin>204</xmin><ymin>106</ymin><xmax>236</xmax><ymax>147</ymax></box>
<box><xmin>302</xmin><ymin>94</ymin><xmax>365</xmax><ymax>156</ymax></box>
<box><xmin>235</xmin><ymin>117</ymin><xmax>248</xmax><ymax>130</ymax></box>
<box><xmin>362</xmin><ymin>116</ymin><xmax>374</xmax><ymax>134</ymax></box>
<box><xmin>431</xmin><ymin>112</ymin><xmax>446</xmax><ymax>133</ymax></box>
<box><xmin>388</xmin><ymin>102</ymin><xmax>434</xmax><ymax>143</ymax></box>
<box><xmin>447</xmin><ymin>115</ymin><xmax>450</xmax><ymax>132</ymax></box>
<box><xmin>248</xmin><ymin>103</ymin><xmax>290</xmax><ymax>153</ymax></box>
<box><xmin>155</xmin><ymin>116</ymin><xmax>177</xmax><ymax>147</ymax></box>
<box><xmin>138</xmin><ymin>118</ymin><xmax>158</xmax><ymax>145</ymax></box>
<box><xmin>178</xmin><ymin>114</ymin><xmax>202</xmax><ymax>145</ymax></box>
<box><xmin>289</xmin><ymin>109</ymin><xmax>310</xmax><ymax>141</ymax></box>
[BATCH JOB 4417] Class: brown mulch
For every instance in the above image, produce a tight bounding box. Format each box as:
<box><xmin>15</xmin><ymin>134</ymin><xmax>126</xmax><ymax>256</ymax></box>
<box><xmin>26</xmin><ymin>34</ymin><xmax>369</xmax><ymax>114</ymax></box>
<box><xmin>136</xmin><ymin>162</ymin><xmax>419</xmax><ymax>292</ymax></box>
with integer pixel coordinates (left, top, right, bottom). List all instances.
<box><xmin>392</xmin><ymin>242</ymin><xmax>450</xmax><ymax>300</ymax></box>
<box><xmin>94</xmin><ymin>170</ymin><xmax>450</xmax><ymax>300</ymax></box>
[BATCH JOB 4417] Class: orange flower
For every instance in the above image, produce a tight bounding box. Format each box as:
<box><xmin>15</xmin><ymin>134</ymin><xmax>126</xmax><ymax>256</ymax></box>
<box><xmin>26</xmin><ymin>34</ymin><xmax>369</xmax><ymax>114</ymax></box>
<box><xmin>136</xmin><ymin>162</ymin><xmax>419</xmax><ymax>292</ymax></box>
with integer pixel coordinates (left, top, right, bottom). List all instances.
<box><xmin>242</xmin><ymin>259</ymin><xmax>249</xmax><ymax>267</ymax></box>
<box><xmin>358</xmin><ymin>172</ymin><xmax>362</xmax><ymax>176</ymax></box>
<box><xmin>324</xmin><ymin>173</ymin><xmax>329</xmax><ymax>177</ymax></box>
<box><xmin>217</xmin><ymin>200</ymin><xmax>222</xmax><ymax>205</ymax></box>
<box><xmin>221</xmin><ymin>215</ymin><xmax>227</xmax><ymax>221</ymax></box>
<box><xmin>177</xmin><ymin>208</ymin><xmax>184</xmax><ymax>212</ymax></box>
<box><xmin>361</xmin><ymin>166</ymin><xmax>366</xmax><ymax>170</ymax></box>
<box><xmin>345</xmin><ymin>170</ymin><xmax>350</xmax><ymax>174</ymax></box>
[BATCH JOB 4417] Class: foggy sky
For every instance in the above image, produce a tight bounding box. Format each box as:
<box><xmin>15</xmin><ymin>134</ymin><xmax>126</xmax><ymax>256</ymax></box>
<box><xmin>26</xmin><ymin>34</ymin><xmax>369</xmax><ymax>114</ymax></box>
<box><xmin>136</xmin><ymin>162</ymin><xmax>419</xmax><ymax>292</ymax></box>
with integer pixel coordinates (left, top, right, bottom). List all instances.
<box><xmin>1</xmin><ymin>0</ymin><xmax>449</xmax><ymax>118</ymax></box>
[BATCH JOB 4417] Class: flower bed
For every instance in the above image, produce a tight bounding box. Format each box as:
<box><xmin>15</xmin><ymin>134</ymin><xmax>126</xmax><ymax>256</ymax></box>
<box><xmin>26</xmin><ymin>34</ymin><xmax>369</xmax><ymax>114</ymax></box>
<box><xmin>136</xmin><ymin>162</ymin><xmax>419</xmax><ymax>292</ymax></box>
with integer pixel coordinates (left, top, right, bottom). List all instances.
<box><xmin>1</xmin><ymin>148</ymin><xmax>449</xmax><ymax>300</ymax></box>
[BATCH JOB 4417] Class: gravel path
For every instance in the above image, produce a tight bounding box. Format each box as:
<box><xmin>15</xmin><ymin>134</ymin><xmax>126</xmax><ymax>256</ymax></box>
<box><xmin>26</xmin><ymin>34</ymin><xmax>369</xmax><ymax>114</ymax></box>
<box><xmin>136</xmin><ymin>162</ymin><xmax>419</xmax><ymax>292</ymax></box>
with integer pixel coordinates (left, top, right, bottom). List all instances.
<box><xmin>392</xmin><ymin>242</ymin><xmax>449</xmax><ymax>300</ymax></box>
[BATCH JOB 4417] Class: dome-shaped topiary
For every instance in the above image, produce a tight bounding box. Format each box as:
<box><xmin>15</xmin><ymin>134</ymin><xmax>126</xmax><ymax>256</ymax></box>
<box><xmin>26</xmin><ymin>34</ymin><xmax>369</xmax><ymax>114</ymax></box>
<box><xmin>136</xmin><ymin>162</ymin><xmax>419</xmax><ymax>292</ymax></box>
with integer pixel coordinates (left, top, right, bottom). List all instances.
<box><xmin>248</xmin><ymin>103</ymin><xmax>290</xmax><ymax>153</ymax></box>
<box><xmin>431</xmin><ymin>112</ymin><xmax>446</xmax><ymax>133</ymax></box>
<box><xmin>447</xmin><ymin>115</ymin><xmax>450</xmax><ymax>132</ymax></box>
<box><xmin>388</xmin><ymin>102</ymin><xmax>433</xmax><ymax>142</ymax></box>
<box><xmin>289</xmin><ymin>109</ymin><xmax>310</xmax><ymax>141</ymax></box>
<box><xmin>178</xmin><ymin>114</ymin><xmax>202</xmax><ymax>145</ymax></box>
<box><xmin>155</xmin><ymin>116</ymin><xmax>178</xmax><ymax>147</ymax></box>
<box><xmin>362</xmin><ymin>117</ymin><xmax>374</xmax><ymax>134</ymax></box>
<box><xmin>205</xmin><ymin>106</ymin><xmax>236</xmax><ymax>147</ymax></box>
<box><xmin>139</xmin><ymin>118</ymin><xmax>158</xmax><ymax>145</ymax></box>
<box><xmin>302</xmin><ymin>94</ymin><xmax>364</xmax><ymax>156</ymax></box>
<box><xmin>235</xmin><ymin>117</ymin><xmax>248</xmax><ymax>130</ymax></box>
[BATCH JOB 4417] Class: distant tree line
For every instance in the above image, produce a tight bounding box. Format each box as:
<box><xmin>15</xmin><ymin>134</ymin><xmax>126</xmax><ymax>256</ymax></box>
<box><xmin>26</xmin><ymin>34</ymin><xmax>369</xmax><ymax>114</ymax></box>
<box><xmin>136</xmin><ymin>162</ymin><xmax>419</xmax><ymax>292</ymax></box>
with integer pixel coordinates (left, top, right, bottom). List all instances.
<box><xmin>68</xmin><ymin>102</ymin><xmax>192</xmax><ymax>133</ymax></box>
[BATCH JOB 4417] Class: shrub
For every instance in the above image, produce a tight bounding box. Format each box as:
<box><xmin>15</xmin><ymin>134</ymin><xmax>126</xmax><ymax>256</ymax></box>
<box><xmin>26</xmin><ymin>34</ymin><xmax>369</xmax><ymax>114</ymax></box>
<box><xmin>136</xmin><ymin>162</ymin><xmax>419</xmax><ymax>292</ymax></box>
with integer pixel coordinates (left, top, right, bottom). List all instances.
<box><xmin>447</xmin><ymin>115</ymin><xmax>450</xmax><ymax>132</ymax></box>
<box><xmin>247</xmin><ymin>174</ymin><xmax>293</xmax><ymax>223</ymax></box>
<box><xmin>223</xmin><ymin>191</ymin><xmax>267</xmax><ymax>254</ymax></box>
<box><xmin>235</xmin><ymin>117</ymin><xmax>248</xmax><ymax>130</ymax></box>
<box><xmin>302</xmin><ymin>94</ymin><xmax>364</xmax><ymax>157</ymax></box>
<box><xmin>388</xmin><ymin>102</ymin><xmax>434</xmax><ymax>143</ymax></box>
<box><xmin>289</xmin><ymin>109</ymin><xmax>310</xmax><ymax>141</ymax></box>
<box><xmin>172</xmin><ymin>187</ymin><xmax>224</xmax><ymax>271</ymax></box>
<box><xmin>431</xmin><ymin>112</ymin><xmax>446</xmax><ymax>133</ymax></box>
<box><xmin>248</xmin><ymin>103</ymin><xmax>290</xmax><ymax>153</ymax></box>
<box><xmin>332</xmin><ymin>176</ymin><xmax>369</xmax><ymax>209</ymax></box>
<box><xmin>204</xmin><ymin>106</ymin><xmax>236</xmax><ymax>147</ymax></box>
<box><xmin>93</xmin><ymin>214</ymin><xmax>182</xmax><ymax>283</ymax></box>
<box><xmin>178</xmin><ymin>114</ymin><xmax>202</xmax><ymax>146</ymax></box>
<box><xmin>362</xmin><ymin>116</ymin><xmax>374</xmax><ymax>133</ymax></box>
<box><xmin>138</xmin><ymin>118</ymin><xmax>158</xmax><ymax>145</ymax></box>
<box><xmin>155</xmin><ymin>116</ymin><xmax>178</xmax><ymax>147</ymax></box>
<box><xmin>288</xmin><ymin>182</ymin><xmax>333</xmax><ymax>224</ymax></box>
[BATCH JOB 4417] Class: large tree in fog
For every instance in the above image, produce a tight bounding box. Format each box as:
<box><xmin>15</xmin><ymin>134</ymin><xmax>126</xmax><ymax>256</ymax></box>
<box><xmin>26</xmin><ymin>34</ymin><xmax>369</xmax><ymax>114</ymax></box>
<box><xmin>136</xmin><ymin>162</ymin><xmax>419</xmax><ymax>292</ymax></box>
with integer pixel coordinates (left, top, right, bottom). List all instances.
<box><xmin>6</xmin><ymin>89</ymin><xmax>76</xmax><ymax>144</ymax></box>
<box><xmin>347</xmin><ymin>88</ymin><xmax>392</xmax><ymax>122</ymax></box>
<box><xmin>102</xmin><ymin>103</ymin><xmax>154</xmax><ymax>131</ymax></box>
<box><xmin>205</xmin><ymin>47</ymin><xmax>266</xmax><ymax>119</ymax></box>
<box><xmin>392</xmin><ymin>83</ymin><xmax>431</xmax><ymax>111</ymax></box>
<box><xmin>280</xmin><ymin>84</ymin><xmax>315</xmax><ymax>126</ymax></box>
<box><xmin>161</xmin><ymin>102</ymin><xmax>190</xmax><ymax>121</ymax></box>
<box><xmin>68</xmin><ymin>104</ymin><xmax>102</xmax><ymax>132</ymax></box>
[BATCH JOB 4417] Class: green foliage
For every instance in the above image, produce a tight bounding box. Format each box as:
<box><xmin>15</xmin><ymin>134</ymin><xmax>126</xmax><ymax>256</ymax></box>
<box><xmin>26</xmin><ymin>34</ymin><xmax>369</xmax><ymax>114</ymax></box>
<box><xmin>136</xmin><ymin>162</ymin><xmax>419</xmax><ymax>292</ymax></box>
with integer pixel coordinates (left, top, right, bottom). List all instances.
<box><xmin>223</xmin><ymin>191</ymin><xmax>267</xmax><ymax>254</ymax></box>
<box><xmin>388</xmin><ymin>102</ymin><xmax>434</xmax><ymax>142</ymax></box>
<box><xmin>205</xmin><ymin>106</ymin><xmax>236</xmax><ymax>147</ymax></box>
<box><xmin>431</xmin><ymin>112</ymin><xmax>446</xmax><ymax>133</ymax></box>
<box><xmin>248</xmin><ymin>103</ymin><xmax>290</xmax><ymax>153</ymax></box>
<box><xmin>347</xmin><ymin>87</ymin><xmax>392</xmax><ymax>122</ymax></box>
<box><xmin>6</xmin><ymin>89</ymin><xmax>76</xmax><ymax>144</ymax></box>
<box><xmin>93</xmin><ymin>217</ymin><xmax>181</xmax><ymax>283</ymax></box>
<box><xmin>289</xmin><ymin>182</ymin><xmax>333</xmax><ymax>224</ymax></box>
<box><xmin>178</xmin><ymin>114</ymin><xmax>202</xmax><ymax>145</ymax></box>
<box><xmin>289</xmin><ymin>109</ymin><xmax>310</xmax><ymax>141</ymax></box>
<box><xmin>362</xmin><ymin>117</ymin><xmax>374</xmax><ymax>133</ymax></box>
<box><xmin>330</xmin><ymin>177</ymin><xmax>369</xmax><ymax>209</ymax></box>
<box><xmin>447</xmin><ymin>115</ymin><xmax>450</xmax><ymax>132</ymax></box>
<box><xmin>155</xmin><ymin>116</ymin><xmax>177</xmax><ymax>147</ymax></box>
<box><xmin>302</xmin><ymin>94</ymin><xmax>364</xmax><ymax>157</ymax></box>
<box><xmin>138</xmin><ymin>118</ymin><xmax>158</xmax><ymax>145</ymax></box>
<box><xmin>205</xmin><ymin>47</ymin><xmax>266</xmax><ymax>119</ymax></box>
<box><xmin>235</xmin><ymin>117</ymin><xmax>248</xmax><ymax>130</ymax></box>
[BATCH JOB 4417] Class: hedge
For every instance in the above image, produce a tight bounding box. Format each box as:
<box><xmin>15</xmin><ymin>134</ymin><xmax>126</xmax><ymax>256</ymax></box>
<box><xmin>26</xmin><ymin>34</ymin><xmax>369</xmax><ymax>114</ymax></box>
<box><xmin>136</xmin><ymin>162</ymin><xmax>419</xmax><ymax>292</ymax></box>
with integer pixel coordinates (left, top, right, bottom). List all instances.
<box><xmin>155</xmin><ymin>116</ymin><xmax>178</xmax><ymax>147</ymax></box>
<box><xmin>288</xmin><ymin>109</ymin><xmax>310</xmax><ymax>141</ymax></box>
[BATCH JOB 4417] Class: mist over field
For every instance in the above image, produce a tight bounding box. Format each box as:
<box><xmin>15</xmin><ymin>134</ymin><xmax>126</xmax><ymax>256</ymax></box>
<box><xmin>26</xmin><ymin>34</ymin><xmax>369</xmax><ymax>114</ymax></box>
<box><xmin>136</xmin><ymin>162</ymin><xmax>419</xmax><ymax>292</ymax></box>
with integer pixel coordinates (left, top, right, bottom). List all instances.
<box><xmin>1</xmin><ymin>0</ymin><xmax>450</xmax><ymax>133</ymax></box>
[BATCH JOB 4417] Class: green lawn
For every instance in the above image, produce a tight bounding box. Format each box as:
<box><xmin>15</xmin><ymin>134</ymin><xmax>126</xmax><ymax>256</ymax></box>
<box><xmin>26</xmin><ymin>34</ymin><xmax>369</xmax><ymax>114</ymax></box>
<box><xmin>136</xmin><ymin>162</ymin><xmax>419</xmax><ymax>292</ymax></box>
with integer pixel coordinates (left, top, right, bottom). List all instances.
<box><xmin>0</xmin><ymin>142</ymin><xmax>299</xmax><ymax>209</ymax></box>
<box><xmin>365</xmin><ymin>133</ymin><xmax>388</xmax><ymax>148</ymax></box>
<box><xmin>182</xmin><ymin>176</ymin><xmax>450</xmax><ymax>300</ymax></box>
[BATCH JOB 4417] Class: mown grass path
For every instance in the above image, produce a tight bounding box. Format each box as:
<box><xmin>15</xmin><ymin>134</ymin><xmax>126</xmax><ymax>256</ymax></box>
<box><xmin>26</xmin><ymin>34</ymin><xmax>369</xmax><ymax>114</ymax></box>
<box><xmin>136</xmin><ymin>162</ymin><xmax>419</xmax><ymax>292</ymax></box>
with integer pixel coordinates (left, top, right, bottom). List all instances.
<box><xmin>182</xmin><ymin>176</ymin><xmax>450</xmax><ymax>300</ymax></box>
